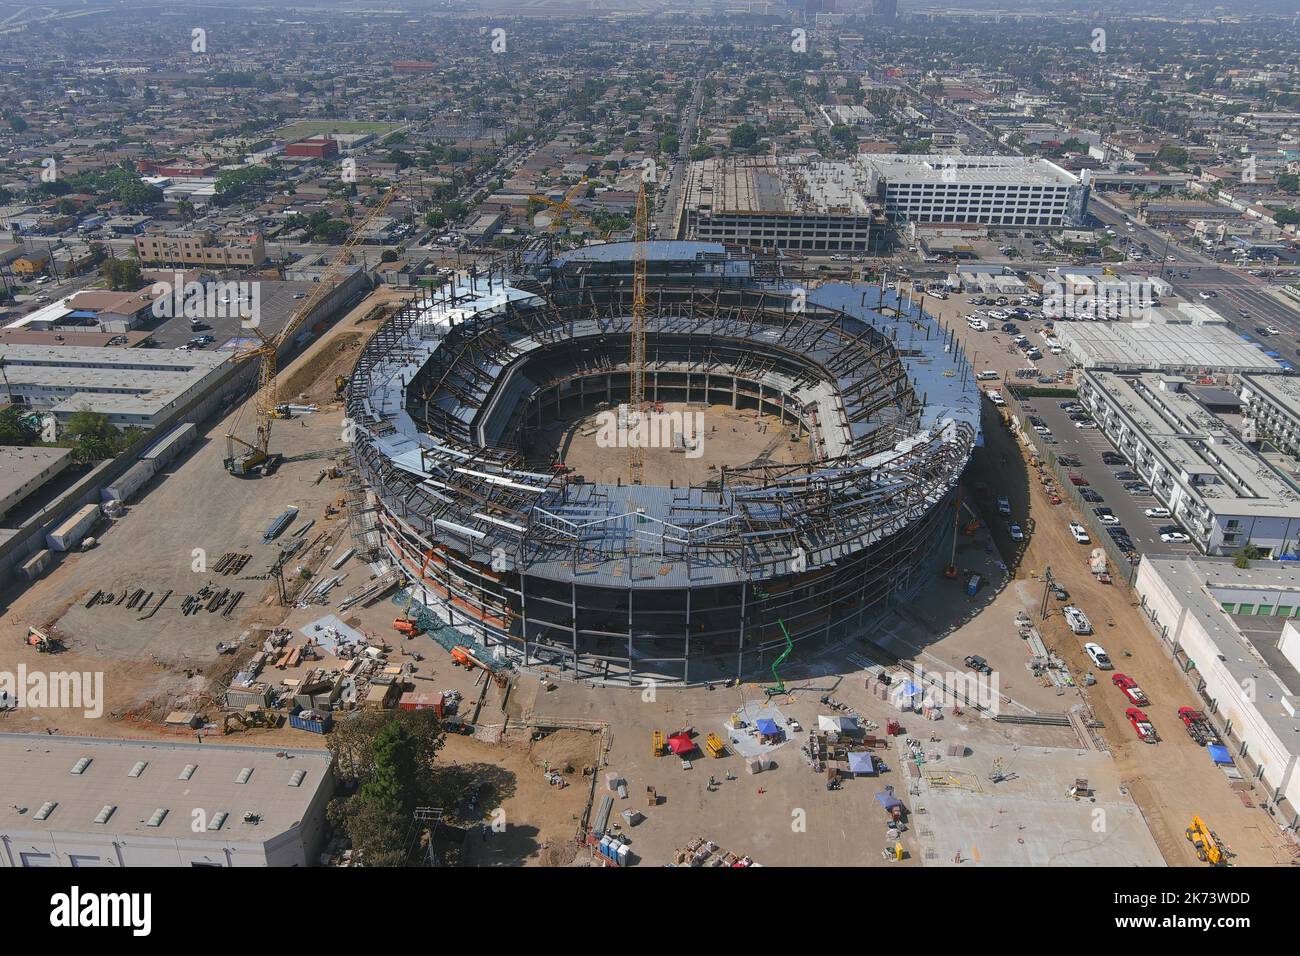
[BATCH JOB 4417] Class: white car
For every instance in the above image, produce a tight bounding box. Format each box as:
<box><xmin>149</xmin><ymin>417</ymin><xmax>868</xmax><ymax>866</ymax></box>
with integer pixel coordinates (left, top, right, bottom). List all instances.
<box><xmin>1084</xmin><ymin>642</ymin><xmax>1113</xmax><ymax>670</ymax></box>
<box><xmin>1160</xmin><ymin>531</ymin><xmax>1191</xmax><ymax>543</ymax></box>
<box><xmin>1074</xmin><ymin>420</ymin><xmax>1097</xmax><ymax>429</ymax></box>
<box><xmin>1008</xmin><ymin>523</ymin><xmax>1025</xmax><ymax>542</ymax></box>
<box><xmin>996</xmin><ymin>496</ymin><xmax>1011</xmax><ymax>515</ymax></box>
<box><xmin>1068</xmin><ymin>523</ymin><xmax>1091</xmax><ymax>544</ymax></box>
<box><xmin>1144</xmin><ymin>507</ymin><xmax>1171</xmax><ymax>519</ymax></box>
<box><xmin>1265</xmin><ymin>326</ymin><xmax>1282</xmax><ymax>336</ymax></box>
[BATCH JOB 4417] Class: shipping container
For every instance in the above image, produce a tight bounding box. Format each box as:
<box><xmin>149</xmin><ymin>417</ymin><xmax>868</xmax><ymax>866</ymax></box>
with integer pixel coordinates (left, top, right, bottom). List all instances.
<box><xmin>398</xmin><ymin>691</ymin><xmax>445</xmax><ymax>716</ymax></box>
<box><xmin>19</xmin><ymin>549</ymin><xmax>52</xmax><ymax>581</ymax></box>
<box><xmin>139</xmin><ymin>421</ymin><xmax>197</xmax><ymax>467</ymax></box>
<box><xmin>46</xmin><ymin>503</ymin><xmax>100</xmax><ymax>552</ymax></box>
<box><xmin>102</xmin><ymin>458</ymin><xmax>158</xmax><ymax>504</ymax></box>
<box><xmin>289</xmin><ymin>711</ymin><xmax>334</xmax><ymax>734</ymax></box>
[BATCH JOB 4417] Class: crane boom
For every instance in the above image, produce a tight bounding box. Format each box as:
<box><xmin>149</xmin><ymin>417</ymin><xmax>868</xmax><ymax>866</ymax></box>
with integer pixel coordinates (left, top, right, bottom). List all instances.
<box><xmin>224</xmin><ymin>186</ymin><xmax>397</xmax><ymax>476</ymax></box>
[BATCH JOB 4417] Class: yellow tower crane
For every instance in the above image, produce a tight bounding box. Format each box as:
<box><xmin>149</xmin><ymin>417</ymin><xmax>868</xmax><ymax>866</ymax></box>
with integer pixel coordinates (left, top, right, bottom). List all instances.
<box><xmin>628</xmin><ymin>181</ymin><xmax>648</xmax><ymax>484</ymax></box>
<box><xmin>223</xmin><ymin>186</ymin><xmax>396</xmax><ymax>477</ymax></box>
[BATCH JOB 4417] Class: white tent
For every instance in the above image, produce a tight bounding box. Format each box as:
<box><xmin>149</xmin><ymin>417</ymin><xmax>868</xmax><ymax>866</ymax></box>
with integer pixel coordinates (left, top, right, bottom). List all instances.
<box><xmin>818</xmin><ymin>715</ymin><xmax>859</xmax><ymax>733</ymax></box>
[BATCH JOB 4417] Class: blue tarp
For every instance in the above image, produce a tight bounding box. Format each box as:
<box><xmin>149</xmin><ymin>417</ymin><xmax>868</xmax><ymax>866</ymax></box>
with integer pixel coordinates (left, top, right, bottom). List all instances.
<box><xmin>755</xmin><ymin>718</ymin><xmax>780</xmax><ymax>736</ymax></box>
<box><xmin>1207</xmin><ymin>744</ymin><xmax>1233</xmax><ymax>765</ymax></box>
<box><xmin>848</xmin><ymin>752</ymin><xmax>875</xmax><ymax>775</ymax></box>
<box><xmin>875</xmin><ymin>789</ymin><xmax>903</xmax><ymax>810</ymax></box>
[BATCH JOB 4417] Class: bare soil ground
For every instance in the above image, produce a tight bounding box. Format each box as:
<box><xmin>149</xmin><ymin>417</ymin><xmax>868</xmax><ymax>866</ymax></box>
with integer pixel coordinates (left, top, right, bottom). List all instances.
<box><xmin>531</xmin><ymin>402</ymin><xmax>810</xmax><ymax>486</ymax></box>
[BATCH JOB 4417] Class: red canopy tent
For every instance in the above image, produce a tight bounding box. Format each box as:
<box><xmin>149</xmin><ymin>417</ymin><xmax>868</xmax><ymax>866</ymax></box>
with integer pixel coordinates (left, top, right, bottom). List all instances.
<box><xmin>666</xmin><ymin>733</ymin><xmax>694</xmax><ymax>756</ymax></box>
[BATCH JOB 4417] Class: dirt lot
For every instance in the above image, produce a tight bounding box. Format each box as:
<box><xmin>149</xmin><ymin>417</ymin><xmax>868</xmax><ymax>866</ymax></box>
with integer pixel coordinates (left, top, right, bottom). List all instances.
<box><xmin>972</xmin><ymin>396</ymin><xmax>1296</xmax><ymax>867</ymax></box>
<box><xmin>530</xmin><ymin>401</ymin><xmax>810</xmax><ymax>487</ymax></box>
<box><xmin>0</xmin><ymin>287</ymin><xmax>412</xmax><ymax>739</ymax></box>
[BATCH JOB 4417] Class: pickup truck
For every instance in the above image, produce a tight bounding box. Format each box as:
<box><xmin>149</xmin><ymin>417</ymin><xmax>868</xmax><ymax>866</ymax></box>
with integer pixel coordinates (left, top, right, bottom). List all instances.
<box><xmin>1111</xmin><ymin>674</ymin><xmax>1150</xmax><ymax>707</ymax></box>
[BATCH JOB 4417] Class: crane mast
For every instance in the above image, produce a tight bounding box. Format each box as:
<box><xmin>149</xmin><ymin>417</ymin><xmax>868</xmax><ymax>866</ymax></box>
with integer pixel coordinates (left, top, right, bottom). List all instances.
<box><xmin>629</xmin><ymin>181</ymin><xmax>648</xmax><ymax>483</ymax></box>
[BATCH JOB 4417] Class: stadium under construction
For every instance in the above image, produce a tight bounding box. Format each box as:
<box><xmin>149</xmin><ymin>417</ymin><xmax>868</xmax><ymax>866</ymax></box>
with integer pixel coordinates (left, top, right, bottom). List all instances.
<box><xmin>346</xmin><ymin>240</ymin><xmax>980</xmax><ymax>685</ymax></box>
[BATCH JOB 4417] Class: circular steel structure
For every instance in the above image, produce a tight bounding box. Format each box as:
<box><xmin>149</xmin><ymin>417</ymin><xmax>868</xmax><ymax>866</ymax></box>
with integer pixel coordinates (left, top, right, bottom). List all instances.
<box><xmin>347</xmin><ymin>243</ymin><xmax>978</xmax><ymax>685</ymax></box>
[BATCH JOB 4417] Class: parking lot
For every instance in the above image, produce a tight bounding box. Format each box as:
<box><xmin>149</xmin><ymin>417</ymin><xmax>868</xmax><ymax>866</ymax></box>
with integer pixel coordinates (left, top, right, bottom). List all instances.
<box><xmin>1017</xmin><ymin>396</ymin><xmax>1199</xmax><ymax>560</ymax></box>
<box><xmin>138</xmin><ymin>278</ymin><xmax>318</xmax><ymax>352</ymax></box>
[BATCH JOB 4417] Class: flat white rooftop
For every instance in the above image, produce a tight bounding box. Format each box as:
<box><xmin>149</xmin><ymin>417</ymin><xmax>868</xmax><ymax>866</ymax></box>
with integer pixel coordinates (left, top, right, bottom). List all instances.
<box><xmin>859</xmin><ymin>153</ymin><xmax>1079</xmax><ymax>186</ymax></box>
<box><xmin>1058</xmin><ymin>314</ymin><xmax>1283</xmax><ymax>373</ymax></box>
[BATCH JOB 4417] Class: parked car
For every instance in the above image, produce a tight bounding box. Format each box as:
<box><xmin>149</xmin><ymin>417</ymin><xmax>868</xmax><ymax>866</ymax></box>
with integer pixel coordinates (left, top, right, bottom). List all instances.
<box><xmin>1008</xmin><ymin>522</ymin><xmax>1025</xmax><ymax>542</ymax></box>
<box><xmin>963</xmin><ymin>654</ymin><xmax>993</xmax><ymax>675</ymax></box>
<box><xmin>1068</xmin><ymin>474</ymin><xmax>1089</xmax><ymax>486</ymax></box>
<box><xmin>996</xmin><ymin>496</ymin><xmax>1011</xmax><ymax>515</ymax></box>
<box><xmin>1084</xmin><ymin>642</ymin><xmax>1113</xmax><ymax>670</ymax></box>
<box><xmin>1113</xmin><ymin>471</ymin><xmax>1139</xmax><ymax>482</ymax></box>
<box><xmin>1068</xmin><ymin>522</ymin><xmax>1091</xmax><ymax>544</ymax></box>
<box><xmin>1101</xmin><ymin>452</ymin><xmax>1126</xmax><ymax>465</ymax></box>
<box><xmin>1093</xmin><ymin>508</ymin><xmax>1120</xmax><ymax>525</ymax></box>
<box><xmin>1079</xmin><ymin>488</ymin><xmax>1103</xmax><ymax>503</ymax></box>
<box><xmin>1124</xmin><ymin>482</ymin><xmax>1152</xmax><ymax>495</ymax></box>
<box><xmin>1144</xmin><ymin>507</ymin><xmax>1171</xmax><ymax>519</ymax></box>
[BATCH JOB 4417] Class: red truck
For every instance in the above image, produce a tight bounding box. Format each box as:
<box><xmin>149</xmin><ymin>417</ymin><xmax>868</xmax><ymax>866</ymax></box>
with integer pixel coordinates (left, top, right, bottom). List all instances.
<box><xmin>1177</xmin><ymin>707</ymin><xmax>1219</xmax><ymax>746</ymax></box>
<box><xmin>1126</xmin><ymin>708</ymin><xmax>1159</xmax><ymax>743</ymax></box>
<box><xmin>1111</xmin><ymin>674</ymin><xmax>1150</xmax><ymax>707</ymax></box>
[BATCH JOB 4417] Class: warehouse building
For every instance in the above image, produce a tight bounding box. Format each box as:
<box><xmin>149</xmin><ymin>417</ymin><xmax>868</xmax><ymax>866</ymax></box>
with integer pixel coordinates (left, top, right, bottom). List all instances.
<box><xmin>682</xmin><ymin>156</ymin><xmax>886</xmax><ymax>252</ymax></box>
<box><xmin>1078</xmin><ymin>371</ymin><xmax>1300</xmax><ymax>556</ymax></box>
<box><xmin>0</xmin><ymin>446</ymin><xmax>74</xmax><ymax>520</ymax></box>
<box><xmin>1238</xmin><ymin>374</ymin><xmax>1300</xmax><ymax>459</ymax></box>
<box><xmin>0</xmin><ymin>734</ymin><xmax>334</xmax><ymax>867</ymax></box>
<box><xmin>859</xmin><ymin>154</ymin><xmax>1089</xmax><ymax>228</ymax></box>
<box><xmin>1136</xmin><ymin>556</ymin><xmax>1300</xmax><ymax>827</ymax></box>
<box><xmin>1055</xmin><ymin>308</ymin><xmax>1282</xmax><ymax>374</ymax></box>
<box><xmin>0</xmin><ymin>345</ymin><xmax>230</xmax><ymax>429</ymax></box>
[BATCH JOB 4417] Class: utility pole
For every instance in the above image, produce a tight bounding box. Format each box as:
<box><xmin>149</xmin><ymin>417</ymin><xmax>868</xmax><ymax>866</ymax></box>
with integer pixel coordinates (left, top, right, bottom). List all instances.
<box><xmin>1039</xmin><ymin>565</ymin><xmax>1054</xmax><ymax>621</ymax></box>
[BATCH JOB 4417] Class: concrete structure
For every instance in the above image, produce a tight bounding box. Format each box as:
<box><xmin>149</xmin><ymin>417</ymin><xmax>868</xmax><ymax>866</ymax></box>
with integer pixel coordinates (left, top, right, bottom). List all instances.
<box><xmin>347</xmin><ymin>241</ymin><xmax>978</xmax><ymax>685</ymax></box>
<box><xmin>0</xmin><ymin>344</ymin><xmax>230</xmax><ymax>429</ymax></box>
<box><xmin>1239</xmin><ymin>374</ymin><xmax>1300</xmax><ymax>459</ymax></box>
<box><xmin>1078</xmin><ymin>371</ymin><xmax>1300</xmax><ymax>557</ymax></box>
<box><xmin>134</xmin><ymin>229</ymin><xmax>266</xmax><ymax>268</ymax></box>
<box><xmin>1056</xmin><ymin>310</ymin><xmax>1283</xmax><ymax>374</ymax></box>
<box><xmin>682</xmin><ymin>156</ymin><xmax>885</xmax><ymax>252</ymax></box>
<box><xmin>0</xmin><ymin>446</ymin><xmax>74</xmax><ymax>519</ymax></box>
<box><xmin>0</xmin><ymin>734</ymin><xmax>334</xmax><ymax>867</ymax></box>
<box><xmin>1136</xmin><ymin>556</ymin><xmax>1300</xmax><ymax>827</ymax></box>
<box><xmin>859</xmin><ymin>154</ymin><xmax>1089</xmax><ymax>228</ymax></box>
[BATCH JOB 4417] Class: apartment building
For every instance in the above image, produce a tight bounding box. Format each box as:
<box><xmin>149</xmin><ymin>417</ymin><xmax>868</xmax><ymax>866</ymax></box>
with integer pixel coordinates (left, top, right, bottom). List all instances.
<box><xmin>134</xmin><ymin>229</ymin><xmax>267</xmax><ymax>268</ymax></box>
<box><xmin>1239</xmin><ymin>373</ymin><xmax>1300</xmax><ymax>458</ymax></box>
<box><xmin>1078</xmin><ymin>370</ymin><xmax>1300</xmax><ymax>557</ymax></box>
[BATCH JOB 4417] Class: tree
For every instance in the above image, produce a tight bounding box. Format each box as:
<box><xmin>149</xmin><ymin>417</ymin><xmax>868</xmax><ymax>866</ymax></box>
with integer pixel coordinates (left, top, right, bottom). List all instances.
<box><xmin>61</xmin><ymin>410</ymin><xmax>119</xmax><ymax>462</ymax></box>
<box><xmin>100</xmin><ymin>258</ymin><xmax>142</xmax><ymax>291</ymax></box>
<box><xmin>0</xmin><ymin>406</ymin><xmax>37</xmax><ymax>446</ymax></box>
<box><xmin>327</xmin><ymin>711</ymin><xmax>445</xmax><ymax>866</ymax></box>
<box><xmin>729</xmin><ymin>123</ymin><xmax>759</xmax><ymax>151</ymax></box>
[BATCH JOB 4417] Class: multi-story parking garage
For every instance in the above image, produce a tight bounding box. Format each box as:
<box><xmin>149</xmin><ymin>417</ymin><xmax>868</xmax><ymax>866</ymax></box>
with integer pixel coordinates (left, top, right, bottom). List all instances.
<box><xmin>346</xmin><ymin>241</ymin><xmax>979</xmax><ymax>685</ymax></box>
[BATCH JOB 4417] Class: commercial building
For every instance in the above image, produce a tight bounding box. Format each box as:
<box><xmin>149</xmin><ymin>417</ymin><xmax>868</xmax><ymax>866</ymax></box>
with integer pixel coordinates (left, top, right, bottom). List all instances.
<box><xmin>0</xmin><ymin>734</ymin><xmax>334</xmax><ymax>867</ymax></box>
<box><xmin>1238</xmin><ymin>374</ymin><xmax>1300</xmax><ymax>459</ymax></box>
<box><xmin>1136</xmin><ymin>556</ymin><xmax>1300</xmax><ymax>827</ymax></box>
<box><xmin>1078</xmin><ymin>371</ymin><xmax>1300</xmax><ymax>557</ymax></box>
<box><xmin>1055</xmin><ymin>307</ymin><xmax>1283</xmax><ymax>374</ymax></box>
<box><xmin>681</xmin><ymin>156</ymin><xmax>885</xmax><ymax>252</ymax></box>
<box><xmin>134</xmin><ymin>229</ymin><xmax>267</xmax><ymax>268</ymax></box>
<box><xmin>0</xmin><ymin>446</ymin><xmax>74</xmax><ymax>519</ymax></box>
<box><xmin>0</xmin><ymin>344</ymin><xmax>230</xmax><ymax>429</ymax></box>
<box><xmin>858</xmin><ymin>154</ymin><xmax>1089</xmax><ymax>228</ymax></box>
<box><xmin>284</xmin><ymin>137</ymin><xmax>340</xmax><ymax>160</ymax></box>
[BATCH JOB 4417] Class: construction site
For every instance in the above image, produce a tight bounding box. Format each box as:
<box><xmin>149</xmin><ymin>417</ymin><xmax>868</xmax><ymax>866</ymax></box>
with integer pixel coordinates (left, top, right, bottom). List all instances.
<box><xmin>0</xmin><ymin>223</ymin><xmax>1295</xmax><ymax>869</ymax></box>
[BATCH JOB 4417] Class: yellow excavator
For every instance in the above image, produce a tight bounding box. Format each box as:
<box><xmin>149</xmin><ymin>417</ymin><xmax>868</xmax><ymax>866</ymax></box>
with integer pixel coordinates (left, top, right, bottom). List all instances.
<box><xmin>1185</xmin><ymin>816</ymin><xmax>1225</xmax><ymax>865</ymax></box>
<box><xmin>224</xmin><ymin>187</ymin><xmax>396</xmax><ymax>477</ymax></box>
